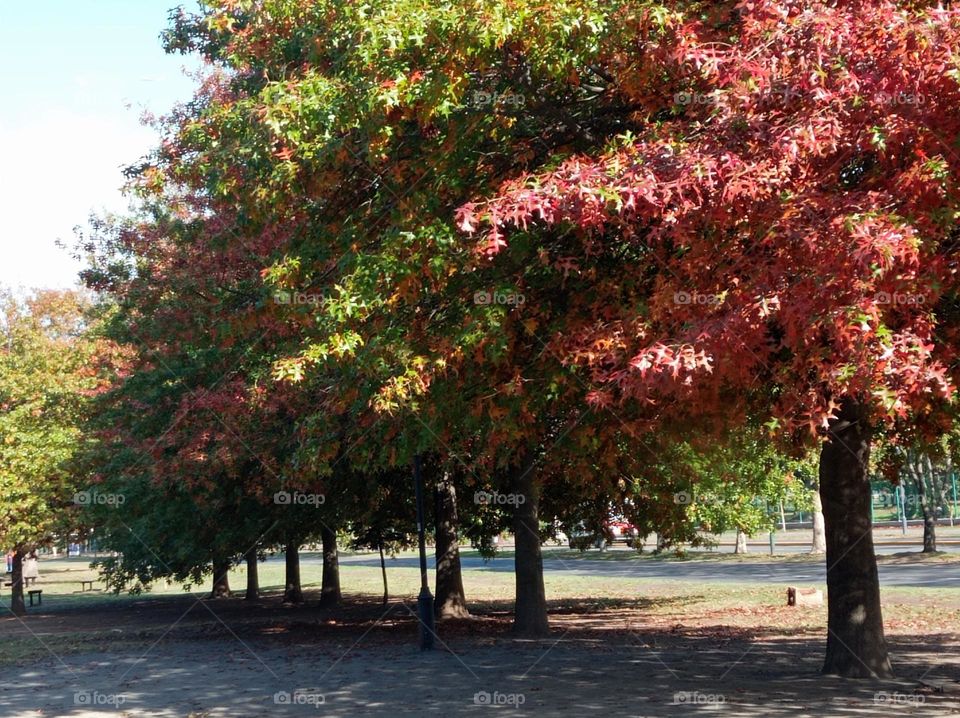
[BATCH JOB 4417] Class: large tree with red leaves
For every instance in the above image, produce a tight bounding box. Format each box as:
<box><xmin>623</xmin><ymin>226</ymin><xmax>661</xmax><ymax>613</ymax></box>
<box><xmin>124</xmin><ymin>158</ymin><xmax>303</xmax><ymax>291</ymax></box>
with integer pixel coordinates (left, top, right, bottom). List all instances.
<box><xmin>459</xmin><ymin>0</ymin><xmax>960</xmax><ymax>677</ymax></box>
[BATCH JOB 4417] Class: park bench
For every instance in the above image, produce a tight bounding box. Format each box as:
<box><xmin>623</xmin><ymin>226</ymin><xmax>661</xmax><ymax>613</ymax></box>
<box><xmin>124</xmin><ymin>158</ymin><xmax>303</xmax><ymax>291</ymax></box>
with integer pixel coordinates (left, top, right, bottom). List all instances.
<box><xmin>3</xmin><ymin>578</ymin><xmax>37</xmax><ymax>587</ymax></box>
<box><xmin>28</xmin><ymin>589</ymin><xmax>42</xmax><ymax>606</ymax></box>
<box><xmin>80</xmin><ymin>580</ymin><xmax>95</xmax><ymax>592</ymax></box>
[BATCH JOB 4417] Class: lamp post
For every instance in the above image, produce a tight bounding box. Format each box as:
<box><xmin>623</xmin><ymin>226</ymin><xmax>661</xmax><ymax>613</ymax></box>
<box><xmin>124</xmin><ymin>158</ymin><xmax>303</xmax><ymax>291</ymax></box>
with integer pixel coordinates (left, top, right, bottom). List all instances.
<box><xmin>413</xmin><ymin>454</ymin><xmax>435</xmax><ymax>650</ymax></box>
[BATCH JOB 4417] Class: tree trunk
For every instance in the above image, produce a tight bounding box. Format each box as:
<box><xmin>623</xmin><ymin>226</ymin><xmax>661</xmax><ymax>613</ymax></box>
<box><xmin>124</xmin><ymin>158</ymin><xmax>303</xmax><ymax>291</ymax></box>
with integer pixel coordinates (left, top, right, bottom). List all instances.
<box><xmin>244</xmin><ymin>548</ymin><xmax>259</xmax><ymax>600</ymax></box>
<box><xmin>512</xmin><ymin>453</ymin><xmax>549</xmax><ymax>637</ymax></box>
<box><xmin>734</xmin><ymin>529</ymin><xmax>748</xmax><ymax>554</ymax></box>
<box><xmin>811</xmin><ymin>488</ymin><xmax>827</xmax><ymax>554</ymax></box>
<box><xmin>434</xmin><ymin>469</ymin><xmax>469</xmax><ymax>619</ymax></box>
<box><xmin>210</xmin><ymin>556</ymin><xmax>231</xmax><ymax>598</ymax></box>
<box><xmin>379</xmin><ymin>540</ymin><xmax>388</xmax><ymax>606</ymax></box>
<box><xmin>820</xmin><ymin>398</ymin><xmax>893</xmax><ymax>678</ymax></box>
<box><xmin>918</xmin><ymin>455</ymin><xmax>937</xmax><ymax>553</ymax></box>
<box><xmin>10</xmin><ymin>548</ymin><xmax>25</xmax><ymax>617</ymax></box>
<box><xmin>320</xmin><ymin>524</ymin><xmax>341</xmax><ymax>607</ymax></box>
<box><xmin>283</xmin><ymin>541</ymin><xmax>303</xmax><ymax>604</ymax></box>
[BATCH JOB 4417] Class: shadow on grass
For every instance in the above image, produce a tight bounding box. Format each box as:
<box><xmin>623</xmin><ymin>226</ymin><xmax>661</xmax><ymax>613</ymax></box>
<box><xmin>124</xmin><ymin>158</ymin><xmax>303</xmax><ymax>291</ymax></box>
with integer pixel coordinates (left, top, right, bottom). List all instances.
<box><xmin>0</xmin><ymin>589</ymin><xmax>957</xmax><ymax>717</ymax></box>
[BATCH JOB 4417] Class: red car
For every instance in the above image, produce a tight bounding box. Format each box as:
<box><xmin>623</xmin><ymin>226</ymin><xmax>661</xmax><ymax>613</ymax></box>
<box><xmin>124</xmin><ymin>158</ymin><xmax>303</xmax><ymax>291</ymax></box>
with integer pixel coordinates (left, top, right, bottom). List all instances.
<box><xmin>568</xmin><ymin>519</ymin><xmax>639</xmax><ymax>550</ymax></box>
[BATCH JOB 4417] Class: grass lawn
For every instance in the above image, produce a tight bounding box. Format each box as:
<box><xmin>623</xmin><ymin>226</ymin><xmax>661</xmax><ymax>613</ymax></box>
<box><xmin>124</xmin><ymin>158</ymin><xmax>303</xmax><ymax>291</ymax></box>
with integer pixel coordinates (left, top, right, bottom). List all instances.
<box><xmin>0</xmin><ymin>553</ymin><xmax>957</xmax><ymax>668</ymax></box>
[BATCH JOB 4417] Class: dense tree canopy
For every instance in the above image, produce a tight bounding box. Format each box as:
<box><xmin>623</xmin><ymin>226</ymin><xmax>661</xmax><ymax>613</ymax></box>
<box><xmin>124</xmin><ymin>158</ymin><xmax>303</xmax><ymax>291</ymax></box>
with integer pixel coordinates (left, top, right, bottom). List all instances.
<box><xmin>59</xmin><ymin>0</ymin><xmax>960</xmax><ymax>679</ymax></box>
<box><xmin>0</xmin><ymin>289</ymin><xmax>114</xmax><ymax>614</ymax></box>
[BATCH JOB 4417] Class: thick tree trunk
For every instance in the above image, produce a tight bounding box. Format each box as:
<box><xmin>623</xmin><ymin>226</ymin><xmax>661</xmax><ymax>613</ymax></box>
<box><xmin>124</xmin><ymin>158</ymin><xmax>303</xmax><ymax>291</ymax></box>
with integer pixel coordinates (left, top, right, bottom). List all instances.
<box><xmin>210</xmin><ymin>556</ymin><xmax>231</xmax><ymax>598</ymax></box>
<box><xmin>379</xmin><ymin>541</ymin><xmax>388</xmax><ymax>606</ymax></box>
<box><xmin>820</xmin><ymin>398</ymin><xmax>893</xmax><ymax>678</ymax></box>
<box><xmin>434</xmin><ymin>470</ymin><xmax>469</xmax><ymax>619</ymax></box>
<box><xmin>283</xmin><ymin>541</ymin><xmax>303</xmax><ymax>604</ymax></box>
<box><xmin>10</xmin><ymin>548</ymin><xmax>25</xmax><ymax>617</ymax></box>
<box><xmin>244</xmin><ymin>548</ymin><xmax>259</xmax><ymax>600</ymax></box>
<box><xmin>734</xmin><ymin>529</ymin><xmax>748</xmax><ymax>554</ymax></box>
<box><xmin>512</xmin><ymin>453</ymin><xmax>549</xmax><ymax>637</ymax></box>
<box><xmin>320</xmin><ymin>524</ymin><xmax>341</xmax><ymax>607</ymax></box>
<box><xmin>811</xmin><ymin>489</ymin><xmax>827</xmax><ymax>554</ymax></box>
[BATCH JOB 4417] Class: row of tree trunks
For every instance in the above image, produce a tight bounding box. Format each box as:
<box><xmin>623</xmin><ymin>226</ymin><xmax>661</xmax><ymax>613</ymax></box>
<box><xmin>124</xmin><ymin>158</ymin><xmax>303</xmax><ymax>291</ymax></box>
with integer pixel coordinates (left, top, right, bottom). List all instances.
<box><xmin>160</xmin><ymin>412</ymin><xmax>891</xmax><ymax>682</ymax></box>
<box><xmin>216</xmin><ymin>531</ymin><xmax>343</xmax><ymax>606</ymax></box>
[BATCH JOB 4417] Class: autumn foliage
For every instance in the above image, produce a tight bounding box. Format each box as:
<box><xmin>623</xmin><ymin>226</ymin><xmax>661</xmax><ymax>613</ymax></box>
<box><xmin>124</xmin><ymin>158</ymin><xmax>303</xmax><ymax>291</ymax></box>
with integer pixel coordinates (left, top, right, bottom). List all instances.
<box><xmin>459</xmin><ymin>0</ymin><xmax>960</xmax><ymax>439</ymax></box>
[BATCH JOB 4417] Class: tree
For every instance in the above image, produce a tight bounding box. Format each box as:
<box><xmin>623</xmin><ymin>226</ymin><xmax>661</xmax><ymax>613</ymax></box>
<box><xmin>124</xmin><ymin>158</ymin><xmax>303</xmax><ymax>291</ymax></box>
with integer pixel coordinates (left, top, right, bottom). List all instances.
<box><xmin>462</xmin><ymin>1</ymin><xmax>960</xmax><ymax>676</ymax></box>
<box><xmin>154</xmin><ymin>0</ymin><xmax>662</xmax><ymax>637</ymax></box>
<box><xmin>890</xmin><ymin>439</ymin><xmax>956</xmax><ymax>552</ymax></box>
<box><xmin>0</xmin><ymin>289</ymin><xmax>112</xmax><ymax>616</ymax></box>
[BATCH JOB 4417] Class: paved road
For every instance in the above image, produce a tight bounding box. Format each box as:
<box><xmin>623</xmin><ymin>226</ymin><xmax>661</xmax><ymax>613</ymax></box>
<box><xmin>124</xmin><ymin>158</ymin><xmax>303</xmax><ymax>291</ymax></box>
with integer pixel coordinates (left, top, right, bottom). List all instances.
<box><xmin>708</xmin><ymin>540</ymin><xmax>959</xmax><ymax>556</ymax></box>
<box><xmin>330</xmin><ymin>551</ymin><xmax>960</xmax><ymax>588</ymax></box>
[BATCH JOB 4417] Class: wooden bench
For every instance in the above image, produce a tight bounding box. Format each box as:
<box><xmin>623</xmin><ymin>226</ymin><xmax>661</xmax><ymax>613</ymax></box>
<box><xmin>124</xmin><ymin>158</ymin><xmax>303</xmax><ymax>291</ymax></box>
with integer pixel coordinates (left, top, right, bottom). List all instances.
<box><xmin>4</xmin><ymin>578</ymin><xmax>36</xmax><ymax>587</ymax></box>
<box><xmin>27</xmin><ymin>589</ymin><xmax>42</xmax><ymax>606</ymax></box>
<box><xmin>80</xmin><ymin>580</ymin><xmax>95</xmax><ymax>592</ymax></box>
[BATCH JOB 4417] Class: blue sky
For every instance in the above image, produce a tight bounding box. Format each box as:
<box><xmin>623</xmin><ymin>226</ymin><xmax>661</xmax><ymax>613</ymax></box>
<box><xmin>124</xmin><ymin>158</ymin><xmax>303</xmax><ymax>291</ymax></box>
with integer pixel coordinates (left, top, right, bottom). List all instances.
<box><xmin>0</xmin><ymin>1</ymin><xmax>203</xmax><ymax>290</ymax></box>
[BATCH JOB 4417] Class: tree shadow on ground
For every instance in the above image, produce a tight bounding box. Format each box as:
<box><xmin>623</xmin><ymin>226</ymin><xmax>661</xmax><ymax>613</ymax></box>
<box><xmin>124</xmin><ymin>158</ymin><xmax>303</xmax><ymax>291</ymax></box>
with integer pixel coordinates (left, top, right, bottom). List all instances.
<box><xmin>0</xmin><ymin>591</ymin><xmax>957</xmax><ymax>716</ymax></box>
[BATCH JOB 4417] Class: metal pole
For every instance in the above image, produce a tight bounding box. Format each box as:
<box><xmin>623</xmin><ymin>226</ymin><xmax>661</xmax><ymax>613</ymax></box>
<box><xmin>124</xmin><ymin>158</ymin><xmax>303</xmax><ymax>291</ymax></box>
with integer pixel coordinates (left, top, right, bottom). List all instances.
<box><xmin>413</xmin><ymin>454</ymin><xmax>435</xmax><ymax>650</ymax></box>
<box><xmin>898</xmin><ymin>483</ymin><xmax>908</xmax><ymax>535</ymax></box>
<box><xmin>765</xmin><ymin>499</ymin><xmax>775</xmax><ymax>555</ymax></box>
<box><xmin>952</xmin><ymin>473</ymin><xmax>958</xmax><ymax>527</ymax></box>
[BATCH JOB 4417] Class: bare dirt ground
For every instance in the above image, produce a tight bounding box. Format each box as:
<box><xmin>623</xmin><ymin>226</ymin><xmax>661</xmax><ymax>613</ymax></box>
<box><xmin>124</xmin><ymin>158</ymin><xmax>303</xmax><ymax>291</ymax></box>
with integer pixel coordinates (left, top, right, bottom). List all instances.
<box><xmin>1</xmin><ymin>589</ymin><xmax>958</xmax><ymax>717</ymax></box>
